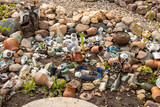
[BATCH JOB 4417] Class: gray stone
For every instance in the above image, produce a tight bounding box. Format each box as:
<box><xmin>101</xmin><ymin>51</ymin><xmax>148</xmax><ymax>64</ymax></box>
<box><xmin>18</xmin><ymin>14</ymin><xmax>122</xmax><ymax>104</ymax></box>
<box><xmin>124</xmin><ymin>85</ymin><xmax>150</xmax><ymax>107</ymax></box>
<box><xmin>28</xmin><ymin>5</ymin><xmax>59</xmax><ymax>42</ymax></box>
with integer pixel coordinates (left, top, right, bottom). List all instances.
<box><xmin>9</xmin><ymin>64</ymin><xmax>22</xmax><ymax>72</ymax></box>
<box><xmin>121</xmin><ymin>17</ymin><xmax>133</xmax><ymax>25</ymax></box>
<box><xmin>115</xmin><ymin>22</ymin><xmax>129</xmax><ymax>31</ymax></box>
<box><xmin>0</xmin><ymin>18</ymin><xmax>18</xmax><ymax>36</ymax></box>
<box><xmin>23</xmin><ymin>97</ymin><xmax>97</xmax><ymax>107</ymax></box>
<box><xmin>91</xmin><ymin>23</ymin><xmax>107</xmax><ymax>29</ymax></box>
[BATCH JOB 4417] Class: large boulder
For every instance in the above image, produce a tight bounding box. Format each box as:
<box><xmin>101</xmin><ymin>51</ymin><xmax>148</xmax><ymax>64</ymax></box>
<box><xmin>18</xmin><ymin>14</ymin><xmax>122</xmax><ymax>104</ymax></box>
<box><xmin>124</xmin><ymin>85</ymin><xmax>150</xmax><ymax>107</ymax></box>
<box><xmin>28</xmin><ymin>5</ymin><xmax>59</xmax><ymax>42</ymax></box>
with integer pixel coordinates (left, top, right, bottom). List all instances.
<box><xmin>0</xmin><ymin>18</ymin><xmax>18</xmax><ymax>36</ymax></box>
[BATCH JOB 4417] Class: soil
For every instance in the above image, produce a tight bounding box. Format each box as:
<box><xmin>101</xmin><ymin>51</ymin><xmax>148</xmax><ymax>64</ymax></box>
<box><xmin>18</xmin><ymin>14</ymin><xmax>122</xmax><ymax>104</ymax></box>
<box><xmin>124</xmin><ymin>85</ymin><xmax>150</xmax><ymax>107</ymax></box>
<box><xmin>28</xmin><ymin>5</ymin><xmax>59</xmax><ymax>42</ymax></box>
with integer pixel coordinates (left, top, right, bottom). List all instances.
<box><xmin>2</xmin><ymin>91</ymin><xmax>45</xmax><ymax>107</ymax></box>
<box><xmin>2</xmin><ymin>56</ymin><xmax>142</xmax><ymax>107</ymax></box>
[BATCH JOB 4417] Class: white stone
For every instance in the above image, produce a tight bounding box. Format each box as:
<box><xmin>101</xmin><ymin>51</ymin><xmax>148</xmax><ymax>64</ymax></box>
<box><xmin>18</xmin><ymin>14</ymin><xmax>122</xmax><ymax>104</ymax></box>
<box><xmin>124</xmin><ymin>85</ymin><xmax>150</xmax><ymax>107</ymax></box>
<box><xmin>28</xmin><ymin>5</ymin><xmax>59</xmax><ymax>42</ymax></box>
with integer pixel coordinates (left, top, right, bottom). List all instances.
<box><xmin>81</xmin><ymin>16</ymin><xmax>90</xmax><ymax>25</ymax></box>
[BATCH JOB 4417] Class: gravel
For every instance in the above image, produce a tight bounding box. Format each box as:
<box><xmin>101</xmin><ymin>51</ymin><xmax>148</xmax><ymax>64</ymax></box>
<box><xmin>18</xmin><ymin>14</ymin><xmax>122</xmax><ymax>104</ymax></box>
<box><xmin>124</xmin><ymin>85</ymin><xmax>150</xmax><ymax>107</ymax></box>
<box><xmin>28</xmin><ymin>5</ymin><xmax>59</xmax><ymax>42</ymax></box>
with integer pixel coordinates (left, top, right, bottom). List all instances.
<box><xmin>17</xmin><ymin>0</ymin><xmax>160</xmax><ymax>31</ymax></box>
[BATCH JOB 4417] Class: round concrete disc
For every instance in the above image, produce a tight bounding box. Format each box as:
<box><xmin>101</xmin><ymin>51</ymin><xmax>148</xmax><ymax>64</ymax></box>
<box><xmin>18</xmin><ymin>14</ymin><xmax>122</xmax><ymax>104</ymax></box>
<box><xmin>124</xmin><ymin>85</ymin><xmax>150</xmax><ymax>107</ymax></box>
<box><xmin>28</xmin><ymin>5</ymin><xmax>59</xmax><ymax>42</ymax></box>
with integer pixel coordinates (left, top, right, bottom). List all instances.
<box><xmin>22</xmin><ymin>97</ymin><xmax>98</xmax><ymax>107</ymax></box>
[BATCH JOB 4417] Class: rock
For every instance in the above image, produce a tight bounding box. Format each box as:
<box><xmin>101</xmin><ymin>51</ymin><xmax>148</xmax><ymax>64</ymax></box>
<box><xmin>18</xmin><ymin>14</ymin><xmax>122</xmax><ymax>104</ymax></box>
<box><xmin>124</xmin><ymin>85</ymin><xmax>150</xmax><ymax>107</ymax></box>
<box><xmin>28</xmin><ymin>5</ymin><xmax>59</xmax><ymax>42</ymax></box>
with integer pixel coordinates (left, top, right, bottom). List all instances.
<box><xmin>105</xmin><ymin>12</ymin><xmax>115</xmax><ymax>20</ymax></box>
<box><xmin>137</xmin><ymin>94</ymin><xmax>145</xmax><ymax>102</ymax></box>
<box><xmin>45</xmin><ymin>8</ymin><xmax>53</xmax><ymax>14</ymax></box>
<box><xmin>39</xmin><ymin>21</ymin><xmax>49</xmax><ymax>30</ymax></box>
<box><xmin>17</xmin><ymin>50</ymin><xmax>23</xmax><ymax>56</ymax></box>
<box><xmin>125</xmin><ymin>0</ymin><xmax>134</xmax><ymax>4</ymax></box>
<box><xmin>35</xmin><ymin>30</ymin><xmax>49</xmax><ymax>37</ymax></box>
<box><xmin>136</xmin><ymin>5</ymin><xmax>147</xmax><ymax>15</ymax></box>
<box><xmin>41</xmin><ymin>3</ymin><xmax>49</xmax><ymax>10</ymax></box>
<box><xmin>121</xmin><ymin>17</ymin><xmax>133</xmax><ymax>25</ymax></box>
<box><xmin>115</xmin><ymin>22</ymin><xmax>129</xmax><ymax>31</ymax></box>
<box><xmin>129</xmin><ymin>23</ymin><xmax>143</xmax><ymax>36</ymax></box>
<box><xmin>56</xmin><ymin>6</ymin><xmax>67</xmax><ymax>15</ymax></box>
<box><xmin>137</xmin><ymin>51</ymin><xmax>147</xmax><ymax>59</ymax></box>
<box><xmin>114</xmin><ymin>16</ymin><xmax>123</xmax><ymax>23</ymax></box>
<box><xmin>35</xmin><ymin>34</ymin><xmax>44</xmax><ymax>42</ymax></box>
<box><xmin>145</xmin><ymin>10</ymin><xmax>157</xmax><ymax>20</ymax></box>
<box><xmin>105</xmin><ymin>41</ymin><xmax>113</xmax><ymax>46</ymax></box>
<box><xmin>11</xmin><ymin>11</ymin><xmax>20</xmax><ymax>19</ymax></box>
<box><xmin>89</xmin><ymin>11</ymin><xmax>104</xmax><ymax>21</ymax></box>
<box><xmin>142</xmin><ymin>30</ymin><xmax>151</xmax><ymax>38</ymax></box>
<box><xmin>107</xmin><ymin>22</ymin><xmax>113</xmax><ymax>28</ymax></box>
<box><xmin>9</xmin><ymin>64</ymin><xmax>22</xmax><ymax>72</ymax></box>
<box><xmin>67</xmin><ymin>23</ymin><xmax>75</xmax><ymax>28</ymax></box>
<box><xmin>80</xmin><ymin>92</ymin><xmax>92</xmax><ymax>101</ymax></box>
<box><xmin>144</xmin><ymin>100</ymin><xmax>160</xmax><ymax>107</ymax></box>
<box><xmin>15</xmin><ymin>58</ymin><xmax>21</xmax><ymax>63</ymax></box>
<box><xmin>46</xmin><ymin>14</ymin><xmax>56</xmax><ymax>20</ymax></box>
<box><xmin>69</xmin><ymin>79</ymin><xmax>81</xmax><ymax>89</ymax></box>
<box><xmin>91</xmin><ymin>23</ymin><xmax>107</xmax><ymax>29</ymax></box>
<box><xmin>119</xmin><ymin>0</ymin><xmax>126</xmax><ymax>7</ymax></box>
<box><xmin>58</xmin><ymin>19</ymin><xmax>67</xmax><ymax>25</ymax></box>
<box><xmin>0</xmin><ymin>18</ymin><xmax>18</xmax><ymax>36</ymax></box>
<box><xmin>73</xmin><ymin>14</ymin><xmax>83</xmax><ymax>22</ymax></box>
<box><xmin>0</xmin><ymin>88</ymin><xmax>11</xmax><ymax>95</ymax></box>
<box><xmin>157</xmin><ymin>13</ymin><xmax>160</xmax><ymax>21</ymax></box>
<box><xmin>127</xmin><ymin>3</ymin><xmax>138</xmax><ymax>11</ymax></box>
<box><xmin>50</xmin><ymin>25</ymin><xmax>67</xmax><ymax>35</ymax></box>
<box><xmin>130</xmin><ymin>41</ymin><xmax>146</xmax><ymax>49</ymax></box>
<box><xmin>82</xmin><ymin>83</ymin><xmax>95</xmax><ymax>90</ymax></box>
<box><xmin>136</xmin><ymin>89</ymin><xmax>146</xmax><ymax>95</ymax></box>
<box><xmin>20</xmin><ymin>37</ymin><xmax>34</xmax><ymax>48</ymax></box>
<box><xmin>75</xmin><ymin>24</ymin><xmax>89</xmax><ymax>32</ymax></box>
<box><xmin>152</xmin><ymin>30</ymin><xmax>160</xmax><ymax>41</ymax></box>
<box><xmin>114</xmin><ymin>27</ymin><xmax>123</xmax><ymax>32</ymax></box>
<box><xmin>48</xmin><ymin>21</ymin><xmax>55</xmax><ymax>26</ymax></box>
<box><xmin>81</xmin><ymin>16</ymin><xmax>90</xmax><ymax>25</ymax></box>
<box><xmin>106</xmin><ymin>27</ymin><xmax>113</xmax><ymax>33</ymax></box>
<box><xmin>91</xmin><ymin>18</ymin><xmax>98</xmax><ymax>23</ymax></box>
<box><xmin>23</xmin><ymin>52</ymin><xmax>33</xmax><ymax>59</ymax></box>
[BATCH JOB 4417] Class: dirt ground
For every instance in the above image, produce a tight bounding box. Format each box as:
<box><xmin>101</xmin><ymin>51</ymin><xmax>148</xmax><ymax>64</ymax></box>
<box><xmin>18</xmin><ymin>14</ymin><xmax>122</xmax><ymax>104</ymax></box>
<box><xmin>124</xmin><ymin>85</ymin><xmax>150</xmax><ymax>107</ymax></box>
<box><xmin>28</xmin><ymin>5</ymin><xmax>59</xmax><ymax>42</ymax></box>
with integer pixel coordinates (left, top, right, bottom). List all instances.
<box><xmin>2</xmin><ymin>56</ymin><xmax>142</xmax><ymax>107</ymax></box>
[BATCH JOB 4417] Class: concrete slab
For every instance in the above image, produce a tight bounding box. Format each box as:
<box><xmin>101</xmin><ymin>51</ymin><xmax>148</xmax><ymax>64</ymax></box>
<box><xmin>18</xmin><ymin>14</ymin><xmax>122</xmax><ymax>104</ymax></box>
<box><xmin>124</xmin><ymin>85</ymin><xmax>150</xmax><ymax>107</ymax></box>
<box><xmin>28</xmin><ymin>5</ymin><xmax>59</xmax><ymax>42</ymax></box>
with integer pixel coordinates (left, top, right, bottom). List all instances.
<box><xmin>22</xmin><ymin>97</ymin><xmax>98</xmax><ymax>107</ymax></box>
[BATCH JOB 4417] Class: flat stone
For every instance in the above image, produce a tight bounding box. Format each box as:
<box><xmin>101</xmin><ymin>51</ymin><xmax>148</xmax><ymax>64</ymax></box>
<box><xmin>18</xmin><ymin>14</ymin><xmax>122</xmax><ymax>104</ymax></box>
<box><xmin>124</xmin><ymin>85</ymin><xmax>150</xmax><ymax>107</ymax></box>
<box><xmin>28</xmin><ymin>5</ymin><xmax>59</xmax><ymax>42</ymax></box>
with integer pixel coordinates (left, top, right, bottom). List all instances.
<box><xmin>50</xmin><ymin>25</ymin><xmax>67</xmax><ymax>36</ymax></box>
<box><xmin>105</xmin><ymin>12</ymin><xmax>115</xmax><ymax>20</ymax></box>
<box><xmin>121</xmin><ymin>17</ymin><xmax>133</xmax><ymax>25</ymax></box>
<box><xmin>39</xmin><ymin>21</ymin><xmax>49</xmax><ymax>30</ymax></box>
<box><xmin>73</xmin><ymin>14</ymin><xmax>83</xmax><ymax>22</ymax></box>
<box><xmin>115</xmin><ymin>22</ymin><xmax>129</xmax><ymax>31</ymax></box>
<box><xmin>9</xmin><ymin>64</ymin><xmax>22</xmax><ymax>72</ymax></box>
<box><xmin>81</xmin><ymin>16</ymin><xmax>90</xmax><ymax>25</ymax></box>
<box><xmin>46</xmin><ymin>14</ymin><xmax>56</xmax><ymax>20</ymax></box>
<box><xmin>20</xmin><ymin>37</ymin><xmax>34</xmax><ymax>48</ymax></box>
<box><xmin>129</xmin><ymin>23</ymin><xmax>143</xmax><ymax>36</ymax></box>
<box><xmin>82</xmin><ymin>83</ymin><xmax>95</xmax><ymax>90</ymax></box>
<box><xmin>0</xmin><ymin>18</ymin><xmax>18</xmax><ymax>36</ymax></box>
<box><xmin>75</xmin><ymin>24</ymin><xmax>89</xmax><ymax>32</ymax></box>
<box><xmin>136</xmin><ymin>89</ymin><xmax>146</xmax><ymax>95</ymax></box>
<box><xmin>69</xmin><ymin>79</ymin><xmax>81</xmax><ymax>89</ymax></box>
<box><xmin>23</xmin><ymin>97</ymin><xmax>97</xmax><ymax>107</ymax></box>
<box><xmin>142</xmin><ymin>30</ymin><xmax>151</xmax><ymax>38</ymax></box>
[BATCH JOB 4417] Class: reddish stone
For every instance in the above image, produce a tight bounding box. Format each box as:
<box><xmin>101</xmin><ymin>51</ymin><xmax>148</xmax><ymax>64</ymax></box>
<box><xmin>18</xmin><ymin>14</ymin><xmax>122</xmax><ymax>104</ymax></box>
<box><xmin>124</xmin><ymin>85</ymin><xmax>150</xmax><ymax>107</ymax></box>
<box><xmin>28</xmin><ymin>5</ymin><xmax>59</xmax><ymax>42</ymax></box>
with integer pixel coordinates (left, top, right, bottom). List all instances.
<box><xmin>35</xmin><ymin>30</ymin><xmax>49</xmax><ymax>37</ymax></box>
<box><xmin>17</xmin><ymin>50</ymin><xmax>23</xmax><ymax>56</ymax></box>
